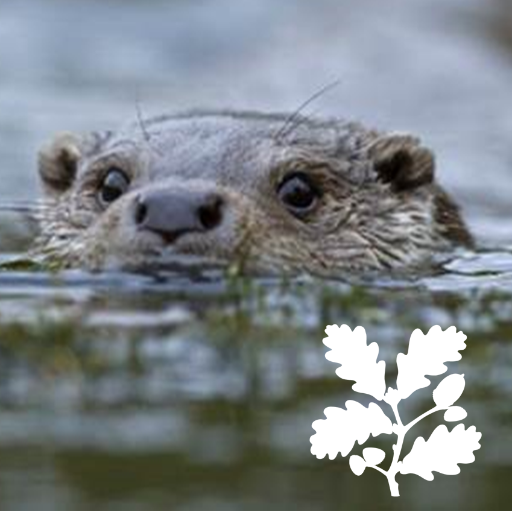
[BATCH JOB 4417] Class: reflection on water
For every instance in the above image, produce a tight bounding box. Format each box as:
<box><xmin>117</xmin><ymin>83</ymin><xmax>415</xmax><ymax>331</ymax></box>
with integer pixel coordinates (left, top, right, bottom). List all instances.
<box><xmin>0</xmin><ymin>260</ymin><xmax>512</xmax><ymax>509</ymax></box>
<box><xmin>1</xmin><ymin>0</ymin><xmax>512</xmax><ymax>509</ymax></box>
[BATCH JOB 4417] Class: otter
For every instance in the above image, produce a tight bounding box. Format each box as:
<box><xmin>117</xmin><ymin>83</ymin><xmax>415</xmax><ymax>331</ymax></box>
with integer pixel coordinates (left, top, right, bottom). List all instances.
<box><xmin>31</xmin><ymin>110</ymin><xmax>473</xmax><ymax>276</ymax></box>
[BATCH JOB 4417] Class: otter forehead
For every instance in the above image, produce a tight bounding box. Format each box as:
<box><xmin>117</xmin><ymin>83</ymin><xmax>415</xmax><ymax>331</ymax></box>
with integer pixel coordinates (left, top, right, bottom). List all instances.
<box><xmin>91</xmin><ymin>111</ymin><xmax>355</xmax><ymax>187</ymax></box>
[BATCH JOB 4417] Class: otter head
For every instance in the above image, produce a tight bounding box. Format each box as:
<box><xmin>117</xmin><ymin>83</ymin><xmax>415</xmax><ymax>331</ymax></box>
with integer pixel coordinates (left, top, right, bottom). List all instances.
<box><xmin>34</xmin><ymin>111</ymin><xmax>472</xmax><ymax>275</ymax></box>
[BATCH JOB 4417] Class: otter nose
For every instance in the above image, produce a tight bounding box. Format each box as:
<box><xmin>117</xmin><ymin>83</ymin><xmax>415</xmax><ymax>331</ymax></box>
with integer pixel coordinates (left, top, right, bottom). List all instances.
<box><xmin>134</xmin><ymin>190</ymin><xmax>224</xmax><ymax>242</ymax></box>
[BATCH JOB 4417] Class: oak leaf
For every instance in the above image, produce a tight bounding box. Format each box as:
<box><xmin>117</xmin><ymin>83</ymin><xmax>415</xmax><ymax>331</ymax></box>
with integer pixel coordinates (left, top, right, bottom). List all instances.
<box><xmin>323</xmin><ymin>325</ymin><xmax>386</xmax><ymax>400</ymax></box>
<box><xmin>311</xmin><ymin>401</ymin><xmax>393</xmax><ymax>459</ymax></box>
<box><xmin>396</xmin><ymin>326</ymin><xmax>466</xmax><ymax>400</ymax></box>
<box><xmin>400</xmin><ymin>424</ymin><xmax>482</xmax><ymax>481</ymax></box>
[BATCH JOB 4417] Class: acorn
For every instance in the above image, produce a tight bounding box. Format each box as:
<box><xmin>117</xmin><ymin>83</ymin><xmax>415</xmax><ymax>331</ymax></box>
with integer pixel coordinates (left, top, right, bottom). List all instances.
<box><xmin>349</xmin><ymin>455</ymin><xmax>366</xmax><ymax>476</ymax></box>
<box><xmin>444</xmin><ymin>406</ymin><xmax>468</xmax><ymax>422</ymax></box>
<box><xmin>433</xmin><ymin>374</ymin><xmax>465</xmax><ymax>408</ymax></box>
<box><xmin>363</xmin><ymin>447</ymin><xmax>386</xmax><ymax>466</ymax></box>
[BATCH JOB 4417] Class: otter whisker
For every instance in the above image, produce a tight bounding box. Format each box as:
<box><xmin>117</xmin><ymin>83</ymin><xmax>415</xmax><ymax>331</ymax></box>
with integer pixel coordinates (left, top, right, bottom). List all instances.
<box><xmin>0</xmin><ymin>199</ymin><xmax>52</xmax><ymax>207</ymax></box>
<box><xmin>135</xmin><ymin>98</ymin><xmax>165</xmax><ymax>157</ymax></box>
<box><xmin>135</xmin><ymin>97</ymin><xmax>152</xmax><ymax>144</ymax></box>
<box><xmin>0</xmin><ymin>200</ymin><xmax>54</xmax><ymax>214</ymax></box>
<box><xmin>274</xmin><ymin>79</ymin><xmax>341</xmax><ymax>141</ymax></box>
<box><xmin>278</xmin><ymin>106</ymin><xmax>327</xmax><ymax>145</ymax></box>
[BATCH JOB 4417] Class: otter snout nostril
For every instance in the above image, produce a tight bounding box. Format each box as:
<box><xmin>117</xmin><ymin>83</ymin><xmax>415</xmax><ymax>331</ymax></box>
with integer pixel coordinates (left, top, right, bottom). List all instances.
<box><xmin>134</xmin><ymin>197</ymin><xmax>148</xmax><ymax>226</ymax></box>
<box><xmin>133</xmin><ymin>189</ymin><xmax>225</xmax><ymax>243</ymax></box>
<box><xmin>197</xmin><ymin>196</ymin><xmax>223</xmax><ymax>232</ymax></box>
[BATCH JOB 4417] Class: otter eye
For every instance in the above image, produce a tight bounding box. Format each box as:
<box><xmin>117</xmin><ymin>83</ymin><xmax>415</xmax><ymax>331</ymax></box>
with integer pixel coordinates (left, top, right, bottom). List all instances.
<box><xmin>277</xmin><ymin>172</ymin><xmax>319</xmax><ymax>215</ymax></box>
<box><xmin>99</xmin><ymin>168</ymin><xmax>130</xmax><ymax>206</ymax></box>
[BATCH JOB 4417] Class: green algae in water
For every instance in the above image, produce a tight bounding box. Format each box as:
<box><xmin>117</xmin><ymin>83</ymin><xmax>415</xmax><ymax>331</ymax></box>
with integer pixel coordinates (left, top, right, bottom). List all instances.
<box><xmin>0</xmin><ymin>257</ymin><xmax>49</xmax><ymax>272</ymax></box>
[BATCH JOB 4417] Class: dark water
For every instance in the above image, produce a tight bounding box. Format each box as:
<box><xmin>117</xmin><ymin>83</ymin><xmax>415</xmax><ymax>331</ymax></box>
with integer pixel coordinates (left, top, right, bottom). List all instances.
<box><xmin>2</xmin><ymin>0</ymin><xmax>512</xmax><ymax>509</ymax></box>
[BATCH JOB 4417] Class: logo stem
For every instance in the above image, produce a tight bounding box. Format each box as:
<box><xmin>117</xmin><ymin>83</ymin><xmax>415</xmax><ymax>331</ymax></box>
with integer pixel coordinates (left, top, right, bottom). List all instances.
<box><xmin>386</xmin><ymin>403</ymin><xmax>446</xmax><ymax>496</ymax></box>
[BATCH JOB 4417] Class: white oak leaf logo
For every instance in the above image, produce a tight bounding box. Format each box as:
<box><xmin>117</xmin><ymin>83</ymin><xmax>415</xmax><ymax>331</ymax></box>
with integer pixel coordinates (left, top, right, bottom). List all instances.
<box><xmin>311</xmin><ymin>325</ymin><xmax>481</xmax><ymax>497</ymax></box>
<box><xmin>323</xmin><ymin>325</ymin><xmax>386</xmax><ymax>400</ymax></box>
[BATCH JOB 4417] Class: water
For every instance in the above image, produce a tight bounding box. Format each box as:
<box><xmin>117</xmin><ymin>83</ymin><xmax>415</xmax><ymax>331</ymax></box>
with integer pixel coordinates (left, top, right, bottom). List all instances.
<box><xmin>1</xmin><ymin>0</ymin><xmax>512</xmax><ymax>509</ymax></box>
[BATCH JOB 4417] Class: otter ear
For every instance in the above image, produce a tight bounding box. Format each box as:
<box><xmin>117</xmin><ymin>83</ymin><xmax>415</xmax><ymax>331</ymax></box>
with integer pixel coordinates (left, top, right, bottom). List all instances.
<box><xmin>38</xmin><ymin>132</ymin><xmax>82</xmax><ymax>197</ymax></box>
<box><xmin>369</xmin><ymin>134</ymin><xmax>435</xmax><ymax>192</ymax></box>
